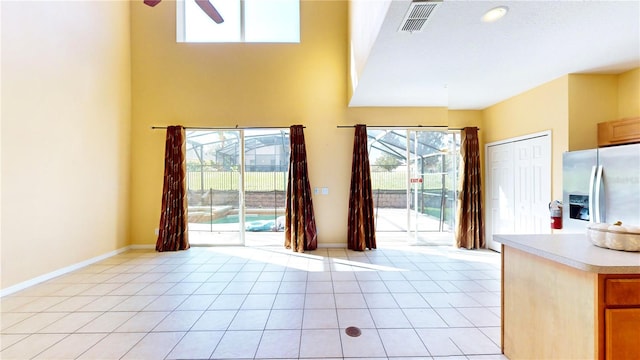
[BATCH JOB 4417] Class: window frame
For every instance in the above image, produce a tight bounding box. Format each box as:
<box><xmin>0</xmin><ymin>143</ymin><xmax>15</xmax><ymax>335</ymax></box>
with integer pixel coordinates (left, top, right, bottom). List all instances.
<box><xmin>176</xmin><ymin>0</ymin><xmax>300</xmax><ymax>43</ymax></box>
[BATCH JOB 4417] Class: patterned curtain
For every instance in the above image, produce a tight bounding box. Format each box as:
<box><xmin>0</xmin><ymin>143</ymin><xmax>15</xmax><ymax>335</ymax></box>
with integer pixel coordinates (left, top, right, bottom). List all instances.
<box><xmin>156</xmin><ymin>126</ymin><xmax>190</xmax><ymax>252</ymax></box>
<box><xmin>285</xmin><ymin>125</ymin><xmax>318</xmax><ymax>252</ymax></box>
<box><xmin>347</xmin><ymin>124</ymin><xmax>376</xmax><ymax>251</ymax></box>
<box><xmin>456</xmin><ymin>127</ymin><xmax>485</xmax><ymax>249</ymax></box>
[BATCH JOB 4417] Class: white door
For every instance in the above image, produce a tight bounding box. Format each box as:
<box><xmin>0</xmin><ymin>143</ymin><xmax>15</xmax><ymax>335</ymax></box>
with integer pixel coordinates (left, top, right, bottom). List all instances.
<box><xmin>514</xmin><ymin>142</ymin><xmax>534</xmax><ymax>233</ymax></box>
<box><xmin>486</xmin><ymin>132</ymin><xmax>551</xmax><ymax>252</ymax></box>
<box><xmin>487</xmin><ymin>143</ymin><xmax>515</xmax><ymax>252</ymax></box>
<box><xmin>514</xmin><ymin>135</ymin><xmax>551</xmax><ymax>235</ymax></box>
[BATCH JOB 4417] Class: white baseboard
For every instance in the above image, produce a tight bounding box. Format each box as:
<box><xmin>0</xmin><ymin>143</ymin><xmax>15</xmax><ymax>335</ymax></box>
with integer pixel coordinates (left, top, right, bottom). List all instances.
<box><xmin>0</xmin><ymin>246</ymin><xmax>131</xmax><ymax>298</ymax></box>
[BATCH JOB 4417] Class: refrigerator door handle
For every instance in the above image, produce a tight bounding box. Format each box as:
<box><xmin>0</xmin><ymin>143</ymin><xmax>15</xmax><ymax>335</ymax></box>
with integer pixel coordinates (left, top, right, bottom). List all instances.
<box><xmin>594</xmin><ymin>165</ymin><xmax>604</xmax><ymax>223</ymax></box>
<box><xmin>588</xmin><ymin>165</ymin><xmax>597</xmax><ymax>223</ymax></box>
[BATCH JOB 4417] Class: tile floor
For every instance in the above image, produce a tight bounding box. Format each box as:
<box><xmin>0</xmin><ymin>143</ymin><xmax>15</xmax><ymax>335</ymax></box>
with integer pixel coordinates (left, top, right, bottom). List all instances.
<box><xmin>1</xmin><ymin>244</ymin><xmax>507</xmax><ymax>360</ymax></box>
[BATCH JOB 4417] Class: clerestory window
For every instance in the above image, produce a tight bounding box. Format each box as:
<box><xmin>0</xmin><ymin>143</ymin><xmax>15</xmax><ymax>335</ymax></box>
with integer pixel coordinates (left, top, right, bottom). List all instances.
<box><xmin>177</xmin><ymin>0</ymin><xmax>300</xmax><ymax>43</ymax></box>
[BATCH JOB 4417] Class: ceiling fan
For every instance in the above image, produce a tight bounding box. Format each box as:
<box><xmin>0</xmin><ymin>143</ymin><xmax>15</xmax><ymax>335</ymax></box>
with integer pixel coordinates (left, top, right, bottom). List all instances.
<box><xmin>144</xmin><ymin>0</ymin><xmax>224</xmax><ymax>24</ymax></box>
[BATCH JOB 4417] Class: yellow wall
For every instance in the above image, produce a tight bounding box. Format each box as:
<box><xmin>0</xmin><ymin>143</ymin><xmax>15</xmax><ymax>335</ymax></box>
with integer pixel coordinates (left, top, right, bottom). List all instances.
<box><xmin>448</xmin><ymin>110</ymin><xmax>483</xmax><ymax>130</ymax></box>
<box><xmin>129</xmin><ymin>0</ymin><xmax>479</xmax><ymax>246</ymax></box>
<box><xmin>130</xmin><ymin>0</ymin><xmax>349</xmax><ymax>246</ymax></box>
<box><xmin>0</xmin><ymin>1</ymin><xmax>131</xmax><ymax>289</ymax></box>
<box><xmin>617</xmin><ymin>68</ymin><xmax>640</xmax><ymax>118</ymax></box>
<box><xmin>568</xmin><ymin>74</ymin><xmax>618</xmax><ymax>150</ymax></box>
<box><xmin>482</xmin><ymin>76</ymin><xmax>569</xmax><ymax>200</ymax></box>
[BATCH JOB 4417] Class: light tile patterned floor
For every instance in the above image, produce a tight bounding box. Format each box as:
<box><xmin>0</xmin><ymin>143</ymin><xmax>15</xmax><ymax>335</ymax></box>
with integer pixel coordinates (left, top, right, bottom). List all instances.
<box><xmin>0</xmin><ymin>245</ymin><xmax>508</xmax><ymax>360</ymax></box>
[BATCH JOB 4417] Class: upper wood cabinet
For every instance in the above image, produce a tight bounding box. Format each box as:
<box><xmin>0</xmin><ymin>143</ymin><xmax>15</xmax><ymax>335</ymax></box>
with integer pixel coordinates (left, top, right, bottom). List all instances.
<box><xmin>598</xmin><ymin>117</ymin><xmax>640</xmax><ymax>147</ymax></box>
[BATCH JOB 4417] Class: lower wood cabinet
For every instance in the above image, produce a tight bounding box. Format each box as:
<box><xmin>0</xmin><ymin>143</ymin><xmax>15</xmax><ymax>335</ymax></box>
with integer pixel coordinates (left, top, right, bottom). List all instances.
<box><xmin>605</xmin><ymin>308</ymin><xmax>640</xmax><ymax>359</ymax></box>
<box><xmin>601</xmin><ymin>276</ymin><xmax>640</xmax><ymax>360</ymax></box>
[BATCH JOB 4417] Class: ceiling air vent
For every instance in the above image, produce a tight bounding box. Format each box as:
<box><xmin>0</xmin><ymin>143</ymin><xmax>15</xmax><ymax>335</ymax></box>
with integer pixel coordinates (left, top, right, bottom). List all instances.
<box><xmin>399</xmin><ymin>0</ymin><xmax>442</xmax><ymax>33</ymax></box>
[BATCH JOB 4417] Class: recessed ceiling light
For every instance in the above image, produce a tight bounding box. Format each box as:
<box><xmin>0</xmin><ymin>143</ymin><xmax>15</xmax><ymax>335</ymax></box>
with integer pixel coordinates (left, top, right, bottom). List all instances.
<box><xmin>482</xmin><ymin>6</ymin><xmax>508</xmax><ymax>23</ymax></box>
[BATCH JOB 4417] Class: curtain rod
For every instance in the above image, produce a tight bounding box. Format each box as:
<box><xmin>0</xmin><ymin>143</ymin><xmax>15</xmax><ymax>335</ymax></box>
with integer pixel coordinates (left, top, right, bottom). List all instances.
<box><xmin>337</xmin><ymin>125</ymin><xmax>479</xmax><ymax>130</ymax></box>
<box><xmin>151</xmin><ymin>125</ymin><xmax>304</xmax><ymax>130</ymax></box>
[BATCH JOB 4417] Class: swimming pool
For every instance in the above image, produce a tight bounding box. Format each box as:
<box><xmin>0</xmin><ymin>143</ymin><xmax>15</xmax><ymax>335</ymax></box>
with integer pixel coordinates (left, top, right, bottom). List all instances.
<box><xmin>202</xmin><ymin>213</ymin><xmax>285</xmax><ymax>232</ymax></box>
<box><xmin>210</xmin><ymin>214</ymin><xmax>277</xmax><ymax>224</ymax></box>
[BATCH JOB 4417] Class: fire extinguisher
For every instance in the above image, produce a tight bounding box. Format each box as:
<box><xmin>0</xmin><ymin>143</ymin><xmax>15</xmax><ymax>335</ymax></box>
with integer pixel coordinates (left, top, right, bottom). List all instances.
<box><xmin>549</xmin><ymin>200</ymin><xmax>563</xmax><ymax>230</ymax></box>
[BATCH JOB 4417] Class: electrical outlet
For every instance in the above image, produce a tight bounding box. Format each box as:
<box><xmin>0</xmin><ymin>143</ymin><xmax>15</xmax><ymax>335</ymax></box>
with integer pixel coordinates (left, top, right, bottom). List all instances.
<box><xmin>154</xmin><ymin>228</ymin><xmax>159</xmax><ymax>235</ymax></box>
<box><xmin>321</xmin><ymin>187</ymin><xmax>329</xmax><ymax>195</ymax></box>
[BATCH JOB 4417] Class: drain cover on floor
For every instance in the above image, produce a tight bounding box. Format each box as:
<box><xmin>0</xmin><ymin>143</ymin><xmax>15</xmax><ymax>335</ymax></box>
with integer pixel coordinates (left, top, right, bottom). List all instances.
<box><xmin>345</xmin><ymin>326</ymin><xmax>362</xmax><ymax>337</ymax></box>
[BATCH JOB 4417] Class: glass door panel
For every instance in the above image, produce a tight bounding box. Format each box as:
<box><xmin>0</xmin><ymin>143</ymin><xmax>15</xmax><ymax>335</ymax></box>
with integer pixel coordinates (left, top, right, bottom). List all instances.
<box><xmin>408</xmin><ymin>130</ymin><xmax>457</xmax><ymax>245</ymax></box>
<box><xmin>243</xmin><ymin>129</ymin><xmax>290</xmax><ymax>246</ymax></box>
<box><xmin>186</xmin><ymin>130</ymin><xmax>243</xmax><ymax>245</ymax></box>
<box><xmin>367</xmin><ymin>129</ymin><xmax>410</xmax><ymax>234</ymax></box>
<box><xmin>367</xmin><ymin>129</ymin><xmax>459</xmax><ymax>245</ymax></box>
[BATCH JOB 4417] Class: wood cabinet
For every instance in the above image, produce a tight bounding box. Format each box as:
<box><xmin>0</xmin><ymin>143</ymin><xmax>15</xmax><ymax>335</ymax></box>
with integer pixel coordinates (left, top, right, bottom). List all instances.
<box><xmin>601</xmin><ymin>277</ymin><xmax>640</xmax><ymax>360</ymax></box>
<box><xmin>499</xmin><ymin>239</ymin><xmax>640</xmax><ymax>360</ymax></box>
<box><xmin>598</xmin><ymin>117</ymin><xmax>640</xmax><ymax>147</ymax></box>
<box><xmin>605</xmin><ymin>309</ymin><xmax>640</xmax><ymax>359</ymax></box>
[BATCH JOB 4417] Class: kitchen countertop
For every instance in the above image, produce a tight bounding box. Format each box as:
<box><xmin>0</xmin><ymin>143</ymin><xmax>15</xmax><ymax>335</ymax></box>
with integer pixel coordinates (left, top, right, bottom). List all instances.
<box><xmin>494</xmin><ymin>233</ymin><xmax>640</xmax><ymax>274</ymax></box>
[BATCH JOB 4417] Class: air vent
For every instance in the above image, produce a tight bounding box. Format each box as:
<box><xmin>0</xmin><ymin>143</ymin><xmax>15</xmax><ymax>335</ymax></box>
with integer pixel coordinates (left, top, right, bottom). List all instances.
<box><xmin>399</xmin><ymin>0</ymin><xmax>442</xmax><ymax>33</ymax></box>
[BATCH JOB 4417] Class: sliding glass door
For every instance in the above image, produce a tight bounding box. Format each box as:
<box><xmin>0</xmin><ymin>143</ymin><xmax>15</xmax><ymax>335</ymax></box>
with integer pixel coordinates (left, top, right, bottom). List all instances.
<box><xmin>407</xmin><ymin>130</ymin><xmax>459</xmax><ymax>245</ymax></box>
<box><xmin>186</xmin><ymin>131</ymin><xmax>243</xmax><ymax>245</ymax></box>
<box><xmin>367</xmin><ymin>129</ymin><xmax>459</xmax><ymax>245</ymax></box>
<box><xmin>185</xmin><ymin>129</ymin><xmax>290</xmax><ymax>246</ymax></box>
<box><xmin>243</xmin><ymin>129</ymin><xmax>289</xmax><ymax>246</ymax></box>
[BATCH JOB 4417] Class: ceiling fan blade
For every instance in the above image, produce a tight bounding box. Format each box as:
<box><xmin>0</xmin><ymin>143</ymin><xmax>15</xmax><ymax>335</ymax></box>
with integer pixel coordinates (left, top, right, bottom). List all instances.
<box><xmin>144</xmin><ymin>0</ymin><xmax>162</xmax><ymax>7</ymax></box>
<box><xmin>195</xmin><ymin>0</ymin><xmax>224</xmax><ymax>24</ymax></box>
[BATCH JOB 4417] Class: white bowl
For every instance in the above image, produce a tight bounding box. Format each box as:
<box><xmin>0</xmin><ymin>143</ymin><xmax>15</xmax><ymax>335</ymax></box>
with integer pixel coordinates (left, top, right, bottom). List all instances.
<box><xmin>587</xmin><ymin>225</ymin><xmax>640</xmax><ymax>252</ymax></box>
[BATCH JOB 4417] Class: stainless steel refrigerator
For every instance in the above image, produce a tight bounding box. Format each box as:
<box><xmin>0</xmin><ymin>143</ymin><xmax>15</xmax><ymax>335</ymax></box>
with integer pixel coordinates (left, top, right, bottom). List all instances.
<box><xmin>562</xmin><ymin>143</ymin><xmax>640</xmax><ymax>233</ymax></box>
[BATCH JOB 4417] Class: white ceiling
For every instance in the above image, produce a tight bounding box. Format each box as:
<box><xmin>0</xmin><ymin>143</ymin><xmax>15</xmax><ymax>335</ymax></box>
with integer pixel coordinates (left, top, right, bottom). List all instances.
<box><xmin>349</xmin><ymin>0</ymin><xmax>640</xmax><ymax>110</ymax></box>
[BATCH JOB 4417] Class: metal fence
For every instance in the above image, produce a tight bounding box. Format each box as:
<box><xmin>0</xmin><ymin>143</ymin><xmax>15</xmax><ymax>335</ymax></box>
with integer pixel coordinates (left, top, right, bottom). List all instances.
<box><xmin>187</xmin><ymin>171</ymin><xmax>287</xmax><ymax>191</ymax></box>
<box><xmin>187</xmin><ymin>170</ymin><xmax>454</xmax><ymax>192</ymax></box>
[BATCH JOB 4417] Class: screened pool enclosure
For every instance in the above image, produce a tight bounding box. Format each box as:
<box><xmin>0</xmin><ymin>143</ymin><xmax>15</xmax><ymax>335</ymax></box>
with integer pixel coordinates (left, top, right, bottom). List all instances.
<box><xmin>366</xmin><ymin>129</ymin><xmax>460</xmax><ymax>245</ymax></box>
<box><xmin>185</xmin><ymin>128</ymin><xmax>460</xmax><ymax>246</ymax></box>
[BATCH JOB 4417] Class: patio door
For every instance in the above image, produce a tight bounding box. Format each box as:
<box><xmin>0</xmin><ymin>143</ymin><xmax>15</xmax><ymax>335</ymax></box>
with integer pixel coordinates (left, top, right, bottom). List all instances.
<box><xmin>243</xmin><ymin>129</ymin><xmax>289</xmax><ymax>246</ymax></box>
<box><xmin>186</xmin><ymin>130</ymin><xmax>243</xmax><ymax>245</ymax></box>
<box><xmin>185</xmin><ymin>129</ymin><xmax>290</xmax><ymax>246</ymax></box>
<box><xmin>408</xmin><ymin>130</ymin><xmax>459</xmax><ymax>245</ymax></box>
<box><xmin>368</xmin><ymin>129</ymin><xmax>459</xmax><ymax>245</ymax></box>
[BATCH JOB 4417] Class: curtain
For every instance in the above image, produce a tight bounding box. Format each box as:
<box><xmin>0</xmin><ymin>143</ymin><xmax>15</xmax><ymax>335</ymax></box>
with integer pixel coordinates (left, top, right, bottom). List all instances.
<box><xmin>347</xmin><ymin>124</ymin><xmax>376</xmax><ymax>251</ymax></box>
<box><xmin>456</xmin><ymin>127</ymin><xmax>485</xmax><ymax>249</ymax></box>
<box><xmin>156</xmin><ymin>126</ymin><xmax>190</xmax><ymax>252</ymax></box>
<box><xmin>285</xmin><ymin>125</ymin><xmax>318</xmax><ymax>252</ymax></box>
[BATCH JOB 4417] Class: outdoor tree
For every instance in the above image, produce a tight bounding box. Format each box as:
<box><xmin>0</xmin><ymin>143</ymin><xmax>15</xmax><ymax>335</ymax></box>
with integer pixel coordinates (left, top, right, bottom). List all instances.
<box><xmin>374</xmin><ymin>153</ymin><xmax>402</xmax><ymax>171</ymax></box>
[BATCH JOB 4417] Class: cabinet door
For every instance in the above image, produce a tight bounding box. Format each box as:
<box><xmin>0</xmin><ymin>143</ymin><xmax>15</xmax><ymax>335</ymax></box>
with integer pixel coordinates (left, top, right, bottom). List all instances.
<box><xmin>597</xmin><ymin>117</ymin><xmax>640</xmax><ymax>147</ymax></box>
<box><xmin>606</xmin><ymin>308</ymin><xmax>640</xmax><ymax>359</ymax></box>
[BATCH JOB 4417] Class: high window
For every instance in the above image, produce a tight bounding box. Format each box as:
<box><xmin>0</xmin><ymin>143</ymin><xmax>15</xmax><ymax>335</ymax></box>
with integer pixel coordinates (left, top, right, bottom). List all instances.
<box><xmin>177</xmin><ymin>0</ymin><xmax>300</xmax><ymax>43</ymax></box>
